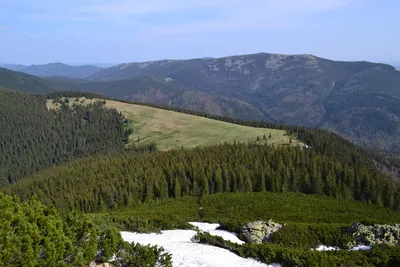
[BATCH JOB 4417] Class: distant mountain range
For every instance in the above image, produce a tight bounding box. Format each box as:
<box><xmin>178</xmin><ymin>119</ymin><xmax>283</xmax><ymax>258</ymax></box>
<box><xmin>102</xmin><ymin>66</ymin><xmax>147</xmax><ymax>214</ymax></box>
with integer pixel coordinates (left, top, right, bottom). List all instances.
<box><xmin>0</xmin><ymin>64</ymin><xmax>27</xmax><ymax>72</ymax></box>
<box><xmin>1</xmin><ymin>52</ymin><xmax>400</xmax><ymax>152</ymax></box>
<box><xmin>0</xmin><ymin>63</ymin><xmax>103</xmax><ymax>79</ymax></box>
<box><xmin>66</xmin><ymin>63</ymin><xmax>116</xmax><ymax>68</ymax></box>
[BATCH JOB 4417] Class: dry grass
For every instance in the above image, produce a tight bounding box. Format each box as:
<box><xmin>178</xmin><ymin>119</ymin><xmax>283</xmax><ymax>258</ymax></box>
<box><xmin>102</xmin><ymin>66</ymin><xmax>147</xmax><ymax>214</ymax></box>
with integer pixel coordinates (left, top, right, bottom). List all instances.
<box><xmin>47</xmin><ymin>98</ymin><xmax>303</xmax><ymax>150</ymax></box>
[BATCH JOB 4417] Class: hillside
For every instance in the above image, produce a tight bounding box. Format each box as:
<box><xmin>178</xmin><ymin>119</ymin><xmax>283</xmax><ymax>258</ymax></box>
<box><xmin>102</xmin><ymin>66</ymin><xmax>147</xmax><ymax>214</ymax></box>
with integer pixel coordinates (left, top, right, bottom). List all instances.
<box><xmin>0</xmin><ymin>67</ymin><xmax>54</xmax><ymax>93</ymax></box>
<box><xmin>0</xmin><ymin>88</ymin><xmax>128</xmax><ymax>186</ymax></box>
<box><xmin>85</xmin><ymin>53</ymin><xmax>400</xmax><ymax>152</ymax></box>
<box><xmin>1</xmin><ymin>63</ymin><xmax>102</xmax><ymax>78</ymax></box>
<box><xmin>43</xmin><ymin>76</ymin><xmax>267</xmax><ymax>121</ymax></box>
<box><xmin>22</xmin><ymin>63</ymin><xmax>102</xmax><ymax>78</ymax></box>
<box><xmin>0</xmin><ymin>63</ymin><xmax>27</xmax><ymax>72</ymax></box>
<box><xmin>4</xmin><ymin>143</ymin><xmax>398</xmax><ymax>212</ymax></box>
<box><xmin>4</xmin><ymin>141</ymin><xmax>400</xmax><ymax>266</ymax></box>
<box><xmin>1</xmin><ymin>53</ymin><xmax>400</xmax><ymax>152</ymax></box>
<box><xmin>47</xmin><ymin>97</ymin><xmax>299</xmax><ymax>150</ymax></box>
<box><xmin>45</xmin><ymin>91</ymin><xmax>400</xmax><ymax>181</ymax></box>
<box><xmin>0</xmin><ymin>68</ymin><xmax>253</xmax><ymax>121</ymax></box>
<box><xmin>3</xmin><ymin>91</ymin><xmax>400</xmax><ymax>266</ymax></box>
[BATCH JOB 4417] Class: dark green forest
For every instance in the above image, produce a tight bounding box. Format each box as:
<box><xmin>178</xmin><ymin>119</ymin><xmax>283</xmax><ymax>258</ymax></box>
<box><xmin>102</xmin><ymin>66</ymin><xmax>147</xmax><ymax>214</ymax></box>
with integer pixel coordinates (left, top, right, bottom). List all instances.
<box><xmin>4</xmin><ymin>143</ymin><xmax>399</xmax><ymax>213</ymax></box>
<box><xmin>0</xmin><ymin>67</ymin><xmax>54</xmax><ymax>93</ymax></box>
<box><xmin>0</xmin><ymin>88</ymin><xmax>128</xmax><ymax>186</ymax></box>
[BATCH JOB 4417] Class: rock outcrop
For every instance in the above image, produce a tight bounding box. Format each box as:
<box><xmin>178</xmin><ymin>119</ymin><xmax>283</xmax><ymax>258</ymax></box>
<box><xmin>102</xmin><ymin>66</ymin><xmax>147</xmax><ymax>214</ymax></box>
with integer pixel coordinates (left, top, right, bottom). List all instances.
<box><xmin>346</xmin><ymin>223</ymin><xmax>400</xmax><ymax>248</ymax></box>
<box><xmin>241</xmin><ymin>220</ymin><xmax>283</xmax><ymax>244</ymax></box>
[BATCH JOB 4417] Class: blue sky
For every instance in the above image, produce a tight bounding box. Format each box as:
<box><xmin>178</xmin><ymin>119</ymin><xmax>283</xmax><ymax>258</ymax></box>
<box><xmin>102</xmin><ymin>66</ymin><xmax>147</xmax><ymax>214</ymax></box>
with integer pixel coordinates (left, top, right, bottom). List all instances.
<box><xmin>0</xmin><ymin>0</ymin><xmax>399</xmax><ymax>64</ymax></box>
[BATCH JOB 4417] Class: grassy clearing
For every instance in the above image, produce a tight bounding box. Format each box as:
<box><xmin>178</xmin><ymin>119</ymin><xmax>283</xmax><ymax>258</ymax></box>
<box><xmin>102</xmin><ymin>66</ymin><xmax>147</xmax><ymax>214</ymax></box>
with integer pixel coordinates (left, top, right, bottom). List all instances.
<box><xmin>47</xmin><ymin>98</ymin><xmax>302</xmax><ymax>150</ymax></box>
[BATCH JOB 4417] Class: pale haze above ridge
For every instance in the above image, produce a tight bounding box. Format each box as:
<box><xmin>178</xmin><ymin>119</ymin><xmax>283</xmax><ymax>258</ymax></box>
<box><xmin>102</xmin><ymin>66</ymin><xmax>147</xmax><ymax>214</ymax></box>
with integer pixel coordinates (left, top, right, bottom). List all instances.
<box><xmin>0</xmin><ymin>0</ymin><xmax>399</xmax><ymax>64</ymax></box>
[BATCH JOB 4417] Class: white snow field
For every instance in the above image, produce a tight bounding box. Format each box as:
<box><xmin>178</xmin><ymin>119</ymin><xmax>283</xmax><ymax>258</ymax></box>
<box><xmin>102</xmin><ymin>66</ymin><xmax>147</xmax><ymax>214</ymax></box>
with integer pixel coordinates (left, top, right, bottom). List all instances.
<box><xmin>121</xmin><ymin>222</ymin><xmax>280</xmax><ymax>267</ymax></box>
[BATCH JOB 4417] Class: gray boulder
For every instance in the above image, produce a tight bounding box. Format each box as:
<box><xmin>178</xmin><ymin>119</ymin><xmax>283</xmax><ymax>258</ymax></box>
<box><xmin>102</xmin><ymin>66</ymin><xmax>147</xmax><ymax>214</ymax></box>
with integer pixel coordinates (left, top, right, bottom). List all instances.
<box><xmin>346</xmin><ymin>223</ymin><xmax>400</xmax><ymax>248</ymax></box>
<box><xmin>241</xmin><ymin>220</ymin><xmax>283</xmax><ymax>244</ymax></box>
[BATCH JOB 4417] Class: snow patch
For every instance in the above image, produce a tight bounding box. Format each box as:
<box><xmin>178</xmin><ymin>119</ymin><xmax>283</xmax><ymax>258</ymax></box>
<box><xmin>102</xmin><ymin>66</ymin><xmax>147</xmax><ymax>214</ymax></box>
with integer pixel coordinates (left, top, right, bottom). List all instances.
<box><xmin>121</xmin><ymin>222</ymin><xmax>280</xmax><ymax>267</ymax></box>
<box><xmin>313</xmin><ymin>245</ymin><xmax>339</xmax><ymax>251</ymax></box>
<box><xmin>188</xmin><ymin>222</ymin><xmax>244</xmax><ymax>244</ymax></box>
<box><xmin>312</xmin><ymin>244</ymin><xmax>373</xmax><ymax>252</ymax></box>
<box><xmin>350</xmin><ymin>245</ymin><xmax>372</xmax><ymax>251</ymax></box>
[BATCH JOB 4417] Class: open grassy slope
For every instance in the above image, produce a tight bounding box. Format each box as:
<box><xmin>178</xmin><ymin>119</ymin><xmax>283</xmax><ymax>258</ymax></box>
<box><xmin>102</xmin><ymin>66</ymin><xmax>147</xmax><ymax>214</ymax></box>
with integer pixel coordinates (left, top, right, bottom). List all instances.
<box><xmin>47</xmin><ymin>98</ymin><xmax>302</xmax><ymax>150</ymax></box>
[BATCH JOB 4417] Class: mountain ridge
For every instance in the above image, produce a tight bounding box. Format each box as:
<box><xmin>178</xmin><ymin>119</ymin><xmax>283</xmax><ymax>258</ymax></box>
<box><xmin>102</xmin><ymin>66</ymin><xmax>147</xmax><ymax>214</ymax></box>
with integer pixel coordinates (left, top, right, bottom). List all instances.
<box><xmin>0</xmin><ymin>62</ymin><xmax>103</xmax><ymax>79</ymax></box>
<box><xmin>1</xmin><ymin>52</ymin><xmax>400</xmax><ymax>152</ymax></box>
<box><xmin>86</xmin><ymin>53</ymin><xmax>400</xmax><ymax>152</ymax></box>
<box><xmin>0</xmin><ymin>67</ymin><xmax>55</xmax><ymax>93</ymax></box>
<box><xmin>86</xmin><ymin>53</ymin><xmax>394</xmax><ymax>81</ymax></box>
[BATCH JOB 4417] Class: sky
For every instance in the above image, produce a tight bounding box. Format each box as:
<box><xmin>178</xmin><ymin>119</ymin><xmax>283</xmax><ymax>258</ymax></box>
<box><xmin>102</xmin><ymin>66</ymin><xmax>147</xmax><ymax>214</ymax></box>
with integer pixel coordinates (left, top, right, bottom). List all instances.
<box><xmin>0</xmin><ymin>0</ymin><xmax>399</xmax><ymax>65</ymax></box>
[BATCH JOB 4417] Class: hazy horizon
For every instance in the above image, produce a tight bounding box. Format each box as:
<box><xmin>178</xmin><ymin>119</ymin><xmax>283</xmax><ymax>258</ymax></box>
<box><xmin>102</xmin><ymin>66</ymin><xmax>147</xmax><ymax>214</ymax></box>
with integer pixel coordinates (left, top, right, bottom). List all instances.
<box><xmin>1</xmin><ymin>56</ymin><xmax>400</xmax><ymax>68</ymax></box>
<box><xmin>1</xmin><ymin>0</ymin><xmax>399</xmax><ymax>65</ymax></box>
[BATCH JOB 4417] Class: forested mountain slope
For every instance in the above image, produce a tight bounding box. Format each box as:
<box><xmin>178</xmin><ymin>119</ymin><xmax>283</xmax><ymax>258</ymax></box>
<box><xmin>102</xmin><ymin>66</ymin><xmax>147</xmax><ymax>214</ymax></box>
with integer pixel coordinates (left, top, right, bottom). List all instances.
<box><xmin>2</xmin><ymin>89</ymin><xmax>400</xmax><ymax>266</ymax></box>
<box><xmin>86</xmin><ymin>53</ymin><xmax>400</xmax><ymax>152</ymax></box>
<box><xmin>0</xmin><ymin>67</ymin><xmax>54</xmax><ymax>93</ymax></box>
<box><xmin>0</xmin><ymin>88</ymin><xmax>127</xmax><ymax>186</ymax></box>
<box><xmin>43</xmin><ymin>76</ymin><xmax>266</xmax><ymax>121</ymax></box>
<box><xmin>4</xmin><ymin>143</ymin><xmax>398</xmax><ymax>213</ymax></box>
<box><xmin>46</xmin><ymin>91</ymin><xmax>400</xmax><ymax>181</ymax></box>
